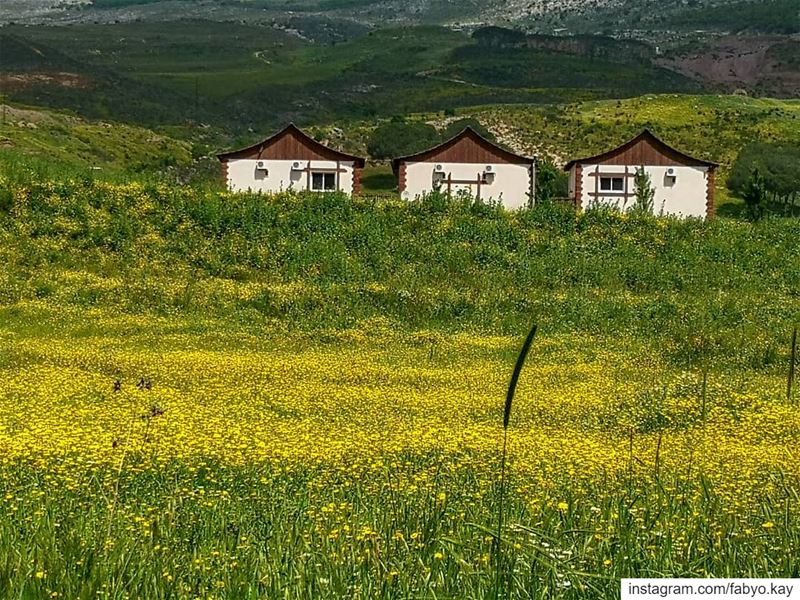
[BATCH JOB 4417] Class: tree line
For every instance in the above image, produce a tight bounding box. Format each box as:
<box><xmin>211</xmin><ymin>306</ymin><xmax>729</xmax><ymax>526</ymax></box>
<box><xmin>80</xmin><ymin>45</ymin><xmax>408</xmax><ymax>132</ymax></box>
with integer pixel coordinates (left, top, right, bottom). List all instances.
<box><xmin>729</xmin><ymin>142</ymin><xmax>800</xmax><ymax>220</ymax></box>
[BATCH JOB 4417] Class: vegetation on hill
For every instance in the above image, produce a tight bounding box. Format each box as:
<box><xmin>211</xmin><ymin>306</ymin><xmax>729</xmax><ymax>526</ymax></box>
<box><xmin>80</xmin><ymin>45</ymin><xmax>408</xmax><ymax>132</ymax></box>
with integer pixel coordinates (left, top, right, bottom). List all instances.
<box><xmin>670</xmin><ymin>0</ymin><xmax>800</xmax><ymax>34</ymax></box>
<box><xmin>0</xmin><ymin>30</ymin><xmax>221</xmax><ymax>127</ymax></box>
<box><xmin>4</xmin><ymin>92</ymin><xmax>800</xmax><ymax>212</ymax></box>
<box><xmin>366</xmin><ymin>119</ymin><xmax>441</xmax><ymax>161</ymax></box>
<box><xmin>365</xmin><ymin>117</ymin><xmax>496</xmax><ymax>161</ymax></box>
<box><xmin>1</xmin><ymin>174</ymin><xmax>799</xmax><ymax>369</ymax></box>
<box><xmin>1</xmin><ymin>21</ymin><xmax>704</xmax><ymax>132</ymax></box>
<box><xmin>440</xmin><ymin>117</ymin><xmax>494</xmax><ymax>141</ymax></box>
<box><xmin>0</xmin><ymin>104</ymin><xmax>193</xmax><ymax>177</ymax></box>
<box><xmin>543</xmin><ymin>0</ymin><xmax>799</xmax><ymax>39</ymax></box>
<box><xmin>728</xmin><ymin>142</ymin><xmax>800</xmax><ymax>214</ymax></box>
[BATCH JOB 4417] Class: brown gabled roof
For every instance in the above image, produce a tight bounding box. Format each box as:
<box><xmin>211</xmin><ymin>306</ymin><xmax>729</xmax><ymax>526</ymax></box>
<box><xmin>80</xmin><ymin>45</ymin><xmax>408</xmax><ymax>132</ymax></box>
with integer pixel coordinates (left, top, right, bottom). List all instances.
<box><xmin>563</xmin><ymin>129</ymin><xmax>718</xmax><ymax>171</ymax></box>
<box><xmin>216</xmin><ymin>123</ymin><xmax>366</xmax><ymax>167</ymax></box>
<box><xmin>391</xmin><ymin>127</ymin><xmax>535</xmax><ymax>174</ymax></box>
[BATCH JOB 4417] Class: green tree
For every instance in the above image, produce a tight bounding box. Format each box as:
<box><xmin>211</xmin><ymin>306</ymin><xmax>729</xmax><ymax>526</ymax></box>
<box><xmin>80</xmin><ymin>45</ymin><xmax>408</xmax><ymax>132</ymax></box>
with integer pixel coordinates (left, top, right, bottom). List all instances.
<box><xmin>729</xmin><ymin>142</ymin><xmax>800</xmax><ymax>214</ymax></box>
<box><xmin>632</xmin><ymin>166</ymin><xmax>655</xmax><ymax>215</ymax></box>
<box><xmin>535</xmin><ymin>159</ymin><xmax>568</xmax><ymax>205</ymax></box>
<box><xmin>742</xmin><ymin>168</ymin><xmax>767</xmax><ymax>221</ymax></box>
<box><xmin>367</xmin><ymin>120</ymin><xmax>440</xmax><ymax>160</ymax></box>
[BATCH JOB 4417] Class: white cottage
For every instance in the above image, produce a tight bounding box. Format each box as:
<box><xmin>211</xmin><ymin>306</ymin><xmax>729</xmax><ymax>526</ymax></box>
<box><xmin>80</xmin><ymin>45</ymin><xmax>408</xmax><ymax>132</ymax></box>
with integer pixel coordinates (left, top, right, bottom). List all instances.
<box><xmin>392</xmin><ymin>127</ymin><xmax>536</xmax><ymax>210</ymax></box>
<box><xmin>217</xmin><ymin>124</ymin><xmax>366</xmax><ymax>195</ymax></box>
<box><xmin>564</xmin><ymin>130</ymin><xmax>717</xmax><ymax>219</ymax></box>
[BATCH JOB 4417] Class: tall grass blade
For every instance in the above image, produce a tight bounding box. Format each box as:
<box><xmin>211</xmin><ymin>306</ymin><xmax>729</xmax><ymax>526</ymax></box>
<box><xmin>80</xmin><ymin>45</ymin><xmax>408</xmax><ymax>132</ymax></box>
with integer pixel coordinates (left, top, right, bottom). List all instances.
<box><xmin>700</xmin><ymin>368</ymin><xmax>708</xmax><ymax>425</ymax></box>
<box><xmin>495</xmin><ymin>323</ymin><xmax>538</xmax><ymax>599</ymax></box>
<box><xmin>788</xmin><ymin>327</ymin><xmax>797</xmax><ymax>404</ymax></box>
<box><xmin>504</xmin><ymin>324</ymin><xmax>538</xmax><ymax>429</ymax></box>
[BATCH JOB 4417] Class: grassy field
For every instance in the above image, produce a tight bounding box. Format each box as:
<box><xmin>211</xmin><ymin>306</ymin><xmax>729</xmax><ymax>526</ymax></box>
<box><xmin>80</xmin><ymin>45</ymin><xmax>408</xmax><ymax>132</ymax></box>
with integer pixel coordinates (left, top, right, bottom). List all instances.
<box><xmin>0</xmin><ymin>174</ymin><xmax>799</xmax><ymax>597</ymax></box>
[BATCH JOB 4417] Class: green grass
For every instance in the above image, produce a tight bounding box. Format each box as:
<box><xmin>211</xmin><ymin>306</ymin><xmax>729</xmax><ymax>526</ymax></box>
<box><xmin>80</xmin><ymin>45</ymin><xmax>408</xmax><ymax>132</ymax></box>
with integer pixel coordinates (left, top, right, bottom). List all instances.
<box><xmin>0</xmin><ymin>175</ymin><xmax>799</xmax><ymax>597</ymax></box>
<box><xmin>1</xmin><ymin>175</ymin><xmax>799</xmax><ymax>366</ymax></box>
<box><xmin>0</xmin><ymin>104</ymin><xmax>193</xmax><ymax>176</ymax></box>
<box><xmin>360</xmin><ymin>165</ymin><xmax>396</xmax><ymax>194</ymax></box>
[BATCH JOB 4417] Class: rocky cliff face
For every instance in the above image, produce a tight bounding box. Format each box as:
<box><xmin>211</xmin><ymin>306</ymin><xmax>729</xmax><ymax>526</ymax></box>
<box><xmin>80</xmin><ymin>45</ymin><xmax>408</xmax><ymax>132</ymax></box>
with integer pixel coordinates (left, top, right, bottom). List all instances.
<box><xmin>473</xmin><ymin>27</ymin><xmax>654</xmax><ymax>61</ymax></box>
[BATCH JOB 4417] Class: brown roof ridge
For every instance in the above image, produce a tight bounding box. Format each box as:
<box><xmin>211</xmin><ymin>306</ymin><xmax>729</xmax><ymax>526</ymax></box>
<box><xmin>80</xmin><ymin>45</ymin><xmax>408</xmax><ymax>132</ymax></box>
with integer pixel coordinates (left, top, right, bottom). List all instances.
<box><xmin>563</xmin><ymin>129</ymin><xmax>718</xmax><ymax>171</ymax></box>
<box><xmin>217</xmin><ymin>123</ymin><xmax>366</xmax><ymax>167</ymax></box>
<box><xmin>391</xmin><ymin>126</ymin><xmax>535</xmax><ymax>173</ymax></box>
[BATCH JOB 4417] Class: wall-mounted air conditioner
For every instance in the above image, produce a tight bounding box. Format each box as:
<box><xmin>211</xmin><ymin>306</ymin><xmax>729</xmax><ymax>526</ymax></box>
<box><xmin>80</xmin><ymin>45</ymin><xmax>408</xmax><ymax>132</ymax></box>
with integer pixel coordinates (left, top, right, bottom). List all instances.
<box><xmin>291</xmin><ymin>161</ymin><xmax>304</xmax><ymax>171</ymax></box>
<box><xmin>666</xmin><ymin>167</ymin><xmax>676</xmax><ymax>177</ymax></box>
<box><xmin>256</xmin><ymin>160</ymin><xmax>268</xmax><ymax>171</ymax></box>
<box><xmin>434</xmin><ymin>164</ymin><xmax>445</xmax><ymax>173</ymax></box>
<box><xmin>484</xmin><ymin>165</ymin><xmax>495</xmax><ymax>174</ymax></box>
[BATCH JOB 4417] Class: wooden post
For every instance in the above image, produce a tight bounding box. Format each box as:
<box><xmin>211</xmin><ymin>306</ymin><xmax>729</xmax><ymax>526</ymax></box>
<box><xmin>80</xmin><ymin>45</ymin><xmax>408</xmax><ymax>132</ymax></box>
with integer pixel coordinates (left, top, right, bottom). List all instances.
<box><xmin>574</xmin><ymin>164</ymin><xmax>583</xmax><ymax>210</ymax></box>
<box><xmin>624</xmin><ymin>165</ymin><xmax>629</xmax><ymax>209</ymax></box>
<box><xmin>594</xmin><ymin>165</ymin><xmax>599</xmax><ymax>205</ymax></box>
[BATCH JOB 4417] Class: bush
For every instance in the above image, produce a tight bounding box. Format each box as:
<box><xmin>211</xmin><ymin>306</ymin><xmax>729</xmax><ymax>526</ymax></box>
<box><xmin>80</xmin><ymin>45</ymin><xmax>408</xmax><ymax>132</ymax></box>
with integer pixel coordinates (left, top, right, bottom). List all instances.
<box><xmin>366</xmin><ymin>120</ymin><xmax>440</xmax><ymax>160</ymax></box>
<box><xmin>729</xmin><ymin>142</ymin><xmax>800</xmax><ymax>211</ymax></box>
<box><xmin>535</xmin><ymin>159</ymin><xmax>569</xmax><ymax>204</ymax></box>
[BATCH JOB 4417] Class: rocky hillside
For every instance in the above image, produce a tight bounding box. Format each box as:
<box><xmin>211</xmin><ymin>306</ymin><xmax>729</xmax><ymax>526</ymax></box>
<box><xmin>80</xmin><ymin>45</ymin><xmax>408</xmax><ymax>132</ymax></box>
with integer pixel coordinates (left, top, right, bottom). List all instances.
<box><xmin>4</xmin><ymin>0</ymin><xmax>797</xmax><ymax>42</ymax></box>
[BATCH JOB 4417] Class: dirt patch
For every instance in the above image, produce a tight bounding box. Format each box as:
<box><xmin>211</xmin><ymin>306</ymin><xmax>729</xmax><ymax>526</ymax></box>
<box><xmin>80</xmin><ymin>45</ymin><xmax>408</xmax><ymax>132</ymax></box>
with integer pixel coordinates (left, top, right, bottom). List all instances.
<box><xmin>658</xmin><ymin>35</ymin><xmax>800</xmax><ymax>97</ymax></box>
<box><xmin>0</xmin><ymin>72</ymin><xmax>91</xmax><ymax>92</ymax></box>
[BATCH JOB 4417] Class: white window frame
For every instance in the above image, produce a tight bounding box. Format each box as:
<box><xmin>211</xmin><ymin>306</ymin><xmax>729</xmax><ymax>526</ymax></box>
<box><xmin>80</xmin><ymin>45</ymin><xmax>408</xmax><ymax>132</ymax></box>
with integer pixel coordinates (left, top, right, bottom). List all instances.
<box><xmin>310</xmin><ymin>171</ymin><xmax>337</xmax><ymax>192</ymax></box>
<box><xmin>599</xmin><ymin>176</ymin><xmax>625</xmax><ymax>193</ymax></box>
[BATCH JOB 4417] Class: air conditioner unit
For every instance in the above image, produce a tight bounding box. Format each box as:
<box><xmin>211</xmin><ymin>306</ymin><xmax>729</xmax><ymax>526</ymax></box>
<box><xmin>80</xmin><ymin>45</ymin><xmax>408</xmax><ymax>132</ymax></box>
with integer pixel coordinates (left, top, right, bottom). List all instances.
<box><xmin>666</xmin><ymin>167</ymin><xmax>676</xmax><ymax>177</ymax></box>
<box><xmin>434</xmin><ymin>164</ymin><xmax>445</xmax><ymax>173</ymax></box>
<box><xmin>291</xmin><ymin>161</ymin><xmax>304</xmax><ymax>171</ymax></box>
<box><xmin>256</xmin><ymin>160</ymin><xmax>268</xmax><ymax>171</ymax></box>
<box><xmin>484</xmin><ymin>165</ymin><xmax>495</xmax><ymax>174</ymax></box>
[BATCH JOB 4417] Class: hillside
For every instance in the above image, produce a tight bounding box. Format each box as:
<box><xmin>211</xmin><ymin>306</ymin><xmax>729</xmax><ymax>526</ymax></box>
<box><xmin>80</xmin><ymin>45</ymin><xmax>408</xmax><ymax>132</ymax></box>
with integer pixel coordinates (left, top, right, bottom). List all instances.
<box><xmin>3</xmin><ymin>92</ymin><xmax>799</xmax><ymax>212</ymax></box>
<box><xmin>472</xmin><ymin>94</ymin><xmax>800</xmax><ymax>209</ymax></box>
<box><xmin>5</xmin><ymin>0</ymin><xmax>798</xmax><ymax>40</ymax></box>
<box><xmin>661</xmin><ymin>36</ymin><xmax>800</xmax><ymax>98</ymax></box>
<box><xmin>3</xmin><ymin>16</ymin><xmax>797</xmax><ymax>142</ymax></box>
<box><xmin>296</xmin><ymin>94</ymin><xmax>800</xmax><ymax>210</ymax></box>
<box><xmin>0</xmin><ymin>103</ymin><xmax>193</xmax><ymax>176</ymax></box>
<box><xmin>1</xmin><ymin>22</ymin><xmax>707</xmax><ymax>133</ymax></box>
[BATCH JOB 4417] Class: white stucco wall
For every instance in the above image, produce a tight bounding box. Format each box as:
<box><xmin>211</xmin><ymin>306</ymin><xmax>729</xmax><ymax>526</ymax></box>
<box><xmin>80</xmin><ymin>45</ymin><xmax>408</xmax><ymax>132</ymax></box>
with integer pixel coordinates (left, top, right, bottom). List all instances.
<box><xmin>225</xmin><ymin>159</ymin><xmax>356</xmax><ymax>195</ymax></box>
<box><xmin>401</xmin><ymin>162</ymin><xmax>534</xmax><ymax>210</ymax></box>
<box><xmin>574</xmin><ymin>164</ymin><xmax>710</xmax><ymax>219</ymax></box>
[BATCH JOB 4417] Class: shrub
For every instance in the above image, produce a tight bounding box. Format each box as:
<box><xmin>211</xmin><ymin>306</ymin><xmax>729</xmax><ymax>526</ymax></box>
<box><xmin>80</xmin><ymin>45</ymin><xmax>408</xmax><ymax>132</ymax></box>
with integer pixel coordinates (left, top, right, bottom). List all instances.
<box><xmin>367</xmin><ymin>120</ymin><xmax>440</xmax><ymax>160</ymax></box>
